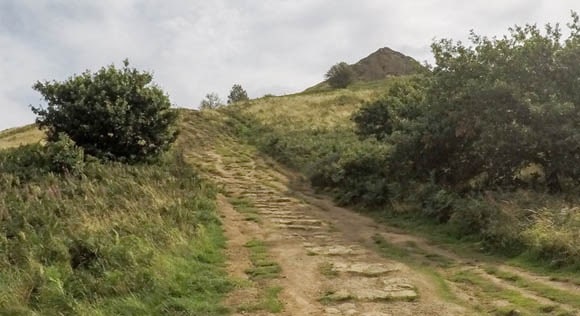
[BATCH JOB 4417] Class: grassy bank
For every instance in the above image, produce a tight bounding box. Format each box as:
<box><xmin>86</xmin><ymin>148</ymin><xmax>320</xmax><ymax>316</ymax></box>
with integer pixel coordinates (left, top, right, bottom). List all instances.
<box><xmin>0</xmin><ymin>133</ymin><xmax>232</xmax><ymax>315</ymax></box>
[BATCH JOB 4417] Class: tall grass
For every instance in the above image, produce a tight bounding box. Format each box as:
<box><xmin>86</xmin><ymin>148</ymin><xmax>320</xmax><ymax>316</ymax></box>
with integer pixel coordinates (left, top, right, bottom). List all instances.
<box><xmin>0</xmin><ymin>142</ymin><xmax>231</xmax><ymax>315</ymax></box>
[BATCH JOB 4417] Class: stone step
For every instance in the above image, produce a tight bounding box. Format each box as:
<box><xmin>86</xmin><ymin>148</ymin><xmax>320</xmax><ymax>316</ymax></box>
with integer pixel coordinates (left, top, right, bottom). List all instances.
<box><xmin>330</xmin><ymin>262</ymin><xmax>403</xmax><ymax>277</ymax></box>
<box><xmin>271</xmin><ymin>219</ymin><xmax>323</xmax><ymax>226</ymax></box>
<box><xmin>305</xmin><ymin>245</ymin><xmax>366</xmax><ymax>256</ymax></box>
<box><xmin>275</xmin><ymin>224</ymin><xmax>324</xmax><ymax>231</ymax></box>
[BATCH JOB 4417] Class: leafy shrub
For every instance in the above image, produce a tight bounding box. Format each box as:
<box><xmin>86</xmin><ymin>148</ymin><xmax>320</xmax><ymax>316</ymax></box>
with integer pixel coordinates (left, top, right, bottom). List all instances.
<box><xmin>0</xmin><ymin>134</ymin><xmax>85</xmax><ymax>181</ymax></box>
<box><xmin>309</xmin><ymin>144</ymin><xmax>390</xmax><ymax>206</ymax></box>
<box><xmin>44</xmin><ymin>133</ymin><xmax>85</xmax><ymax>175</ymax></box>
<box><xmin>414</xmin><ymin>182</ymin><xmax>458</xmax><ymax>223</ymax></box>
<box><xmin>31</xmin><ymin>59</ymin><xmax>178</xmax><ymax>163</ymax></box>
<box><xmin>325</xmin><ymin>62</ymin><xmax>355</xmax><ymax>89</ymax></box>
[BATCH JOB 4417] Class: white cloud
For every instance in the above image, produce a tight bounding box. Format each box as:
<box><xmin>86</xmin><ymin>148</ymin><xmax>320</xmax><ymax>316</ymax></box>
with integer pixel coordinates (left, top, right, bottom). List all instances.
<box><xmin>1</xmin><ymin>0</ymin><xmax>579</xmax><ymax>129</ymax></box>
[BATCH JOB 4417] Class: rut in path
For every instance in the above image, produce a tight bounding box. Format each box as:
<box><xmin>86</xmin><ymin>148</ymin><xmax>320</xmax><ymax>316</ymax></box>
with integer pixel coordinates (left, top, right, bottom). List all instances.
<box><xmin>179</xmin><ymin>110</ymin><xmax>580</xmax><ymax>316</ymax></box>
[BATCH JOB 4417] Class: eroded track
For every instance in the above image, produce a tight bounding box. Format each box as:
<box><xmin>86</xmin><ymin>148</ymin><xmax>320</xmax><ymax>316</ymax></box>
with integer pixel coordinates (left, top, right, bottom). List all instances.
<box><xmin>180</xmin><ymin>110</ymin><xmax>580</xmax><ymax>316</ymax></box>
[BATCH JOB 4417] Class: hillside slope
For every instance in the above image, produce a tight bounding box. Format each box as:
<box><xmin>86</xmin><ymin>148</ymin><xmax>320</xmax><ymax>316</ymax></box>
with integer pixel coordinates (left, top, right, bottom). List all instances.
<box><xmin>0</xmin><ymin>125</ymin><xmax>231</xmax><ymax>315</ymax></box>
<box><xmin>307</xmin><ymin>47</ymin><xmax>423</xmax><ymax>92</ymax></box>
<box><xmin>351</xmin><ymin>47</ymin><xmax>423</xmax><ymax>81</ymax></box>
<box><xmin>3</xmin><ymin>101</ymin><xmax>580</xmax><ymax>315</ymax></box>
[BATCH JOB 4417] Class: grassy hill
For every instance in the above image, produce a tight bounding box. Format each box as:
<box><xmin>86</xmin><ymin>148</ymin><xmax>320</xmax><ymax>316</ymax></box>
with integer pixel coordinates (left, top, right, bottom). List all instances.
<box><xmin>0</xmin><ymin>125</ymin><xmax>231</xmax><ymax>315</ymax></box>
<box><xmin>0</xmin><ymin>125</ymin><xmax>45</xmax><ymax>150</ymax></box>
<box><xmin>307</xmin><ymin>47</ymin><xmax>424</xmax><ymax>92</ymax></box>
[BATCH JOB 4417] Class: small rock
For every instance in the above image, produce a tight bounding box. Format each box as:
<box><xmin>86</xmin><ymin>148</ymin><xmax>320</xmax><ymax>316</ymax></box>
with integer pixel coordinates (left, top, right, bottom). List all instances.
<box><xmin>327</xmin><ymin>289</ymin><xmax>351</xmax><ymax>301</ymax></box>
<box><xmin>324</xmin><ymin>307</ymin><xmax>341</xmax><ymax>315</ymax></box>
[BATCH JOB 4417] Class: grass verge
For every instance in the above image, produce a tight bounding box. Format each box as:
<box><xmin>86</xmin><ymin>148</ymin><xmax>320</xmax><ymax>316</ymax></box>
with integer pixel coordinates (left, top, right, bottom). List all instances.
<box><xmin>0</xmin><ymin>148</ymin><xmax>232</xmax><ymax>315</ymax></box>
<box><xmin>450</xmin><ymin>270</ymin><xmax>572</xmax><ymax>316</ymax></box>
<box><xmin>237</xmin><ymin>239</ymin><xmax>283</xmax><ymax>313</ymax></box>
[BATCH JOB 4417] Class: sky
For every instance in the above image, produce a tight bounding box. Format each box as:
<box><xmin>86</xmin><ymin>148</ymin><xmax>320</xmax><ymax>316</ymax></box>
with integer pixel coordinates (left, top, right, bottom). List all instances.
<box><xmin>1</xmin><ymin>0</ymin><xmax>579</xmax><ymax>130</ymax></box>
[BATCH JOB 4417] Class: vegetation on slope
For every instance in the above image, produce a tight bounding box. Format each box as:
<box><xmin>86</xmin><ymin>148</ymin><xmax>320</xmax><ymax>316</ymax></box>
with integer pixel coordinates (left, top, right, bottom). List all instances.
<box><xmin>0</xmin><ymin>60</ymin><xmax>231</xmax><ymax>315</ymax></box>
<box><xmin>0</xmin><ymin>133</ymin><xmax>231</xmax><ymax>315</ymax></box>
<box><xmin>223</xmin><ymin>14</ymin><xmax>580</xmax><ymax>271</ymax></box>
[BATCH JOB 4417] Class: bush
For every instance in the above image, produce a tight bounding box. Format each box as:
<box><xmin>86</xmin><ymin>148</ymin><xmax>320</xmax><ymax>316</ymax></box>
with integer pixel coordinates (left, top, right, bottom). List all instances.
<box><xmin>0</xmin><ymin>134</ymin><xmax>85</xmax><ymax>181</ymax></box>
<box><xmin>31</xmin><ymin>59</ymin><xmax>179</xmax><ymax>163</ymax></box>
<box><xmin>44</xmin><ymin>133</ymin><xmax>85</xmax><ymax>175</ymax></box>
<box><xmin>308</xmin><ymin>144</ymin><xmax>390</xmax><ymax>206</ymax></box>
<box><xmin>325</xmin><ymin>62</ymin><xmax>354</xmax><ymax>89</ymax></box>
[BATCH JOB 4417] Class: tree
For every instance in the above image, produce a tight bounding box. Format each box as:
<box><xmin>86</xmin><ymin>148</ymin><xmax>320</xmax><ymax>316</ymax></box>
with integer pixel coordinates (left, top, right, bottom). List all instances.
<box><xmin>200</xmin><ymin>92</ymin><xmax>224</xmax><ymax>109</ymax></box>
<box><xmin>325</xmin><ymin>62</ymin><xmax>354</xmax><ymax>89</ymax></box>
<box><xmin>354</xmin><ymin>12</ymin><xmax>580</xmax><ymax>192</ymax></box>
<box><xmin>31</xmin><ymin>59</ymin><xmax>179</xmax><ymax>163</ymax></box>
<box><xmin>353</xmin><ymin>76</ymin><xmax>426</xmax><ymax>141</ymax></box>
<box><xmin>227</xmin><ymin>84</ymin><xmax>249</xmax><ymax>104</ymax></box>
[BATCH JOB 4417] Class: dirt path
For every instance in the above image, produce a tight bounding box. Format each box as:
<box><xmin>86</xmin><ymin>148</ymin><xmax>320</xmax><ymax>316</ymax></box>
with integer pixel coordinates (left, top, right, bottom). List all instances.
<box><xmin>180</xmin><ymin>110</ymin><xmax>580</xmax><ymax>316</ymax></box>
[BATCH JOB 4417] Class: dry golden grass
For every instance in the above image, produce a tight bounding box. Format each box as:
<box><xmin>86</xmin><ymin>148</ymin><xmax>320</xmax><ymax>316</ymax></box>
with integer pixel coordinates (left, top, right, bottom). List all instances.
<box><xmin>237</xmin><ymin>88</ymin><xmax>380</xmax><ymax>132</ymax></box>
<box><xmin>0</xmin><ymin>124</ymin><xmax>44</xmax><ymax>149</ymax></box>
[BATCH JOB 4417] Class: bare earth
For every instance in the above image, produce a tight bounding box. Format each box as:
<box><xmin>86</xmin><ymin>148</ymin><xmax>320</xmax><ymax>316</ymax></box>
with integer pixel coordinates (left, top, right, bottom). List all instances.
<box><xmin>180</xmin><ymin>111</ymin><xmax>580</xmax><ymax>316</ymax></box>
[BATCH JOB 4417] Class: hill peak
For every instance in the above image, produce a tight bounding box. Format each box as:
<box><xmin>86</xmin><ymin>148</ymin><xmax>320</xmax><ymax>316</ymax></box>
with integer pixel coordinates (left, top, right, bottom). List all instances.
<box><xmin>351</xmin><ymin>46</ymin><xmax>422</xmax><ymax>81</ymax></box>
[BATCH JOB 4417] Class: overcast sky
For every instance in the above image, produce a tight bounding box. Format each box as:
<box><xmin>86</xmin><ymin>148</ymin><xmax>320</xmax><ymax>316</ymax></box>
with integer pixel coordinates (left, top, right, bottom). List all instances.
<box><xmin>1</xmin><ymin>0</ymin><xmax>579</xmax><ymax>130</ymax></box>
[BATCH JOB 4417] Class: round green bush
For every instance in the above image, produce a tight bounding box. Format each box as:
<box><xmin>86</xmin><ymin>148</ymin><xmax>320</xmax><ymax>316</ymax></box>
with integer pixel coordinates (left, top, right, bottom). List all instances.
<box><xmin>31</xmin><ymin>60</ymin><xmax>178</xmax><ymax>163</ymax></box>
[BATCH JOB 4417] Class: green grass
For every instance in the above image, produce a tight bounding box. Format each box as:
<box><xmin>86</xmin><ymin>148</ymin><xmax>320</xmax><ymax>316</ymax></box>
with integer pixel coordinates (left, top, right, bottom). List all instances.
<box><xmin>238</xmin><ymin>286</ymin><xmax>284</xmax><ymax>313</ymax></box>
<box><xmin>484</xmin><ymin>266</ymin><xmax>580</xmax><ymax>310</ymax></box>
<box><xmin>372</xmin><ymin>234</ymin><xmax>462</xmax><ymax>308</ymax></box>
<box><xmin>244</xmin><ymin>240</ymin><xmax>282</xmax><ymax>280</ymax></box>
<box><xmin>0</xmin><ymin>143</ymin><xmax>232</xmax><ymax>315</ymax></box>
<box><xmin>229</xmin><ymin>197</ymin><xmax>261</xmax><ymax>223</ymax></box>
<box><xmin>450</xmin><ymin>270</ymin><xmax>571</xmax><ymax>316</ymax></box>
<box><xmin>238</xmin><ymin>239</ymin><xmax>283</xmax><ymax>313</ymax></box>
<box><xmin>318</xmin><ymin>262</ymin><xmax>339</xmax><ymax>278</ymax></box>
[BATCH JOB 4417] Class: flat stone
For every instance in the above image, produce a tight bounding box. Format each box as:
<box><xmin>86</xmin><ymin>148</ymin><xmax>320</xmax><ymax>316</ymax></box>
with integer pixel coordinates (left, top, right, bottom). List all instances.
<box><xmin>351</xmin><ymin>288</ymin><xmax>417</xmax><ymax>301</ymax></box>
<box><xmin>325</xmin><ymin>308</ymin><xmax>342</xmax><ymax>315</ymax></box>
<box><xmin>276</xmin><ymin>224</ymin><xmax>323</xmax><ymax>230</ymax></box>
<box><xmin>327</xmin><ymin>289</ymin><xmax>351</xmax><ymax>301</ymax></box>
<box><xmin>332</xmin><ymin>278</ymin><xmax>418</xmax><ymax>302</ymax></box>
<box><xmin>271</xmin><ymin>218</ymin><xmax>323</xmax><ymax>226</ymax></box>
<box><xmin>360</xmin><ymin>313</ymin><xmax>392</xmax><ymax>316</ymax></box>
<box><xmin>307</xmin><ymin>245</ymin><xmax>364</xmax><ymax>256</ymax></box>
<box><xmin>332</xmin><ymin>262</ymin><xmax>402</xmax><ymax>276</ymax></box>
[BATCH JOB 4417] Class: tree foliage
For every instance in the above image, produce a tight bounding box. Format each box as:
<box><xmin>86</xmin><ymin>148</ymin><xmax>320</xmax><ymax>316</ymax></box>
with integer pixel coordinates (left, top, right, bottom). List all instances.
<box><xmin>227</xmin><ymin>84</ymin><xmax>249</xmax><ymax>104</ymax></box>
<box><xmin>31</xmin><ymin>60</ymin><xmax>178</xmax><ymax>163</ymax></box>
<box><xmin>325</xmin><ymin>62</ymin><xmax>355</xmax><ymax>89</ymax></box>
<box><xmin>354</xmin><ymin>12</ymin><xmax>580</xmax><ymax>192</ymax></box>
<box><xmin>200</xmin><ymin>92</ymin><xmax>224</xmax><ymax>110</ymax></box>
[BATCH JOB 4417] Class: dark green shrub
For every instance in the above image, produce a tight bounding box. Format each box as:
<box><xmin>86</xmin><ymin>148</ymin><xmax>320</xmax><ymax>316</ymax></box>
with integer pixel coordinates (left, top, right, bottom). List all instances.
<box><xmin>309</xmin><ymin>145</ymin><xmax>390</xmax><ymax>206</ymax></box>
<box><xmin>45</xmin><ymin>134</ymin><xmax>85</xmax><ymax>175</ymax></box>
<box><xmin>325</xmin><ymin>62</ymin><xmax>354</xmax><ymax>89</ymax></box>
<box><xmin>31</xmin><ymin>60</ymin><xmax>178</xmax><ymax>163</ymax></box>
<box><xmin>0</xmin><ymin>134</ymin><xmax>85</xmax><ymax>181</ymax></box>
<box><xmin>414</xmin><ymin>182</ymin><xmax>458</xmax><ymax>223</ymax></box>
